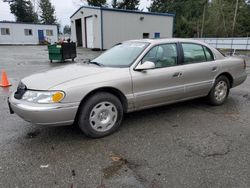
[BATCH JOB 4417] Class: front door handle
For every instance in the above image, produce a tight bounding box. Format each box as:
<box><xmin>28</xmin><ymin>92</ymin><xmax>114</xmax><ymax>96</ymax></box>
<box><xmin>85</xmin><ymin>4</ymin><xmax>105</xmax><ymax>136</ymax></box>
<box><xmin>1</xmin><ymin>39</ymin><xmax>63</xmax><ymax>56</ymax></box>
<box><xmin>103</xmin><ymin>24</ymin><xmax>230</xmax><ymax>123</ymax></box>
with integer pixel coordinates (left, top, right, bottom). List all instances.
<box><xmin>173</xmin><ymin>72</ymin><xmax>182</xmax><ymax>77</ymax></box>
<box><xmin>212</xmin><ymin>67</ymin><xmax>217</xmax><ymax>72</ymax></box>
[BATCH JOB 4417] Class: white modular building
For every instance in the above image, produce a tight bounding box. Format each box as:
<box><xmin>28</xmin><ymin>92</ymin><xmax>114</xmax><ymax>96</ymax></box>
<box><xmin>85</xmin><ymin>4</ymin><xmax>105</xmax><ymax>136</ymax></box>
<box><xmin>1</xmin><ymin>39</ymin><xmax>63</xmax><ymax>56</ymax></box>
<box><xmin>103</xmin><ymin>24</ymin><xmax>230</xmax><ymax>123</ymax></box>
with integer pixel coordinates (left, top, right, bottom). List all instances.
<box><xmin>0</xmin><ymin>21</ymin><xmax>58</xmax><ymax>45</ymax></box>
<box><xmin>70</xmin><ymin>6</ymin><xmax>174</xmax><ymax>50</ymax></box>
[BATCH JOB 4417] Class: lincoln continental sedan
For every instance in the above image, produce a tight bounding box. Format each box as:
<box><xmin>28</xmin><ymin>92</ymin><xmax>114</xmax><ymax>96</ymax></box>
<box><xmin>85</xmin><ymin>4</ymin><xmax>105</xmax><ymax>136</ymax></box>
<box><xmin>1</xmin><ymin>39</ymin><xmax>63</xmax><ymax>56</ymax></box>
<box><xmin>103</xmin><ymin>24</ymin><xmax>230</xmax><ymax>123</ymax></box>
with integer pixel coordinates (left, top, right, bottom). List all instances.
<box><xmin>9</xmin><ymin>39</ymin><xmax>247</xmax><ymax>138</ymax></box>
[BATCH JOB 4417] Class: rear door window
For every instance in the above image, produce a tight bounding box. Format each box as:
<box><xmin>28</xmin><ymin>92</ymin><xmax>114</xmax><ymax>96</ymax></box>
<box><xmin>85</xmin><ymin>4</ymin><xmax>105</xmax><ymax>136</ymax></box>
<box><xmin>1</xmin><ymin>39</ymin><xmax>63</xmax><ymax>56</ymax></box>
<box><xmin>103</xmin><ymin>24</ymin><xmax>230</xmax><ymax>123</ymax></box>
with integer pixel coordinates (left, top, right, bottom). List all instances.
<box><xmin>182</xmin><ymin>43</ymin><xmax>206</xmax><ymax>64</ymax></box>
<box><xmin>203</xmin><ymin>46</ymin><xmax>214</xmax><ymax>61</ymax></box>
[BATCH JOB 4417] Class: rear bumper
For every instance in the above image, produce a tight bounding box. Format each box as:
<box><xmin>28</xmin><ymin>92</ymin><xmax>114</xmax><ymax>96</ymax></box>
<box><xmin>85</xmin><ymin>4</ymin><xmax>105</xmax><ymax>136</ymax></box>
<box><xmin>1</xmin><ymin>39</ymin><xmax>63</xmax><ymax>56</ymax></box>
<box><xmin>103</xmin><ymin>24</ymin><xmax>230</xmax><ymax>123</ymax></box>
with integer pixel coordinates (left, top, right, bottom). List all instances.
<box><xmin>232</xmin><ymin>72</ymin><xmax>247</xmax><ymax>87</ymax></box>
<box><xmin>9</xmin><ymin>93</ymin><xmax>79</xmax><ymax>126</ymax></box>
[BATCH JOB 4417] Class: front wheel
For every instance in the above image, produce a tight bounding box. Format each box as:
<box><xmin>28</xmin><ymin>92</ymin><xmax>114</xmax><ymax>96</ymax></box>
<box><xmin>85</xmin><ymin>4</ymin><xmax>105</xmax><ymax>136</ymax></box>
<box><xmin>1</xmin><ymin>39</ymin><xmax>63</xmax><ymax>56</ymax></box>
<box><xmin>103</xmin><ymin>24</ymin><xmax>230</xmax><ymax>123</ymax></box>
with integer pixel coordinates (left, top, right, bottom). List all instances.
<box><xmin>207</xmin><ymin>76</ymin><xmax>230</xmax><ymax>105</ymax></box>
<box><xmin>78</xmin><ymin>92</ymin><xmax>124</xmax><ymax>138</ymax></box>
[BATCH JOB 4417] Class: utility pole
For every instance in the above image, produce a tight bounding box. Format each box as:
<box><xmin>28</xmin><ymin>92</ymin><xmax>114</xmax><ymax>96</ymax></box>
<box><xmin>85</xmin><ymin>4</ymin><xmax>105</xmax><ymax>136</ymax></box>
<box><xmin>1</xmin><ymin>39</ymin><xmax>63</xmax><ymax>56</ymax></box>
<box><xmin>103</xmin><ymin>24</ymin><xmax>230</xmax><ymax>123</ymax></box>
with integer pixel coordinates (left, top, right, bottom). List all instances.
<box><xmin>201</xmin><ymin>1</ymin><xmax>207</xmax><ymax>38</ymax></box>
<box><xmin>232</xmin><ymin>0</ymin><xmax>239</xmax><ymax>37</ymax></box>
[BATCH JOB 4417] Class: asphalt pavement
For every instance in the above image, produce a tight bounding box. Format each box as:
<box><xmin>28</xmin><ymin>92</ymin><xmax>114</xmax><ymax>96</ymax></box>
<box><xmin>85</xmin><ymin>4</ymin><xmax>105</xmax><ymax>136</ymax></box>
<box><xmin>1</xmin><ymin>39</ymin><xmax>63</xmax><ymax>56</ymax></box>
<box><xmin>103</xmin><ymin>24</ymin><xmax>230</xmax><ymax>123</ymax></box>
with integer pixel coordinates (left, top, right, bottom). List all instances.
<box><xmin>0</xmin><ymin>46</ymin><xmax>250</xmax><ymax>188</ymax></box>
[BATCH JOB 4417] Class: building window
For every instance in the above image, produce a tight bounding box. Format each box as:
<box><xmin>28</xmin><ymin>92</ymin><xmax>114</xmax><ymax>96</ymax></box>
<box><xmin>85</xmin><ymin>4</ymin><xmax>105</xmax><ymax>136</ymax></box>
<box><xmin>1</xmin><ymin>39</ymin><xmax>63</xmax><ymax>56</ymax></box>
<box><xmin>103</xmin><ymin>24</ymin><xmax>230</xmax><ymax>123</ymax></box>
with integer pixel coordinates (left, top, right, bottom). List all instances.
<box><xmin>46</xmin><ymin>30</ymin><xmax>53</xmax><ymax>36</ymax></box>
<box><xmin>24</xmin><ymin>29</ymin><xmax>33</xmax><ymax>36</ymax></box>
<box><xmin>154</xmin><ymin>32</ymin><xmax>160</xmax><ymax>38</ymax></box>
<box><xmin>1</xmin><ymin>28</ymin><xmax>10</xmax><ymax>35</ymax></box>
<box><xmin>143</xmin><ymin>33</ymin><xmax>150</xmax><ymax>39</ymax></box>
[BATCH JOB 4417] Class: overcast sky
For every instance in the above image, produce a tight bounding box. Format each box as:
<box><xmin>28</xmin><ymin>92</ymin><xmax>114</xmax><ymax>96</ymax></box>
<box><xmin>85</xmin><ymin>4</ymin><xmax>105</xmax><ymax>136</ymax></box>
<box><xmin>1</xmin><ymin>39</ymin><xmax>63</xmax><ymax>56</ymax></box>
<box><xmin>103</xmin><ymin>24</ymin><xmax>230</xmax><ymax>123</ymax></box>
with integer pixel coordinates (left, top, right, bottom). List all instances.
<box><xmin>0</xmin><ymin>0</ymin><xmax>152</xmax><ymax>27</ymax></box>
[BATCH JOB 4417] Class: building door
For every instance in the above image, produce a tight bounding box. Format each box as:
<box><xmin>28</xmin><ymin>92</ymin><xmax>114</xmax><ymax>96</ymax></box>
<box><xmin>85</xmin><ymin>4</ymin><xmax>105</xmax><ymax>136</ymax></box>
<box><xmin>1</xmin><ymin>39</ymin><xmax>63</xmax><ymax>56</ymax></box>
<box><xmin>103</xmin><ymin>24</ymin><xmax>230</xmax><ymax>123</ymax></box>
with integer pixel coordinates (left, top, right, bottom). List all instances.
<box><xmin>75</xmin><ymin>19</ymin><xmax>83</xmax><ymax>46</ymax></box>
<box><xmin>143</xmin><ymin>33</ymin><xmax>150</xmax><ymax>39</ymax></box>
<box><xmin>38</xmin><ymin>30</ymin><xmax>44</xmax><ymax>42</ymax></box>
<box><xmin>85</xmin><ymin>17</ymin><xmax>94</xmax><ymax>48</ymax></box>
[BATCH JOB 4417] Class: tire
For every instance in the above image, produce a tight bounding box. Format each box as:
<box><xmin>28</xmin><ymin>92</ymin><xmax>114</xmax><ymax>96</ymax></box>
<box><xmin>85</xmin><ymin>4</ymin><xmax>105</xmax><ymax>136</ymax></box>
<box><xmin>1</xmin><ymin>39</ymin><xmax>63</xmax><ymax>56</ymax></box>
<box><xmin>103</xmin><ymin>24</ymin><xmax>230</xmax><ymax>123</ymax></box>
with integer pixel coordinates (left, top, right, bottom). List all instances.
<box><xmin>78</xmin><ymin>92</ymin><xmax>124</xmax><ymax>138</ymax></box>
<box><xmin>207</xmin><ymin>75</ymin><xmax>230</xmax><ymax>105</ymax></box>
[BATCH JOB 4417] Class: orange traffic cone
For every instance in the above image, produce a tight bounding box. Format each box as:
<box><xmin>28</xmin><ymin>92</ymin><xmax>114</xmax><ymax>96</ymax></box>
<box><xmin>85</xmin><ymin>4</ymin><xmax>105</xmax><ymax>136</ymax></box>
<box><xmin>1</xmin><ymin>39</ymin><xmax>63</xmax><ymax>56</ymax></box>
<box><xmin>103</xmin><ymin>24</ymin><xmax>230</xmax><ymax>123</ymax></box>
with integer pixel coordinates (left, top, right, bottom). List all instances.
<box><xmin>0</xmin><ymin>70</ymin><xmax>11</xmax><ymax>87</ymax></box>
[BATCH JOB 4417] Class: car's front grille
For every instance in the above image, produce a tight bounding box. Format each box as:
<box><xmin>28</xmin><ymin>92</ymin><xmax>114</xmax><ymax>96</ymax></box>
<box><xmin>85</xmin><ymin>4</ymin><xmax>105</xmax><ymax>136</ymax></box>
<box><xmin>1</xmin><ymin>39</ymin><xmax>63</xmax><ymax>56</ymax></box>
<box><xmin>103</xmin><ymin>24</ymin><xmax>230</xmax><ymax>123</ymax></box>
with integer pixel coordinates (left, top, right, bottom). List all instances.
<box><xmin>14</xmin><ymin>82</ymin><xmax>27</xmax><ymax>99</ymax></box>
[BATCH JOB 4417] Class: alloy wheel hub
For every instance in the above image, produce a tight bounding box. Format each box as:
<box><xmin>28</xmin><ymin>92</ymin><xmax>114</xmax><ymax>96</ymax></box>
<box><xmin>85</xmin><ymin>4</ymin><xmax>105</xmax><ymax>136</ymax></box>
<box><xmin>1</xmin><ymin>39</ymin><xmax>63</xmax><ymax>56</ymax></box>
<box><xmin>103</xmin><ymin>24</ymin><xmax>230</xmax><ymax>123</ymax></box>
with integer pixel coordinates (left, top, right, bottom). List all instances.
<box><xmin>214</xmin><ymin>81</ymin><xmax>227</xmax><ymax>101</ymax></box>
<box><xmin>89</xmin><ymin>102</ymin><xmax>118</xmax><ymax>132</ymax></box>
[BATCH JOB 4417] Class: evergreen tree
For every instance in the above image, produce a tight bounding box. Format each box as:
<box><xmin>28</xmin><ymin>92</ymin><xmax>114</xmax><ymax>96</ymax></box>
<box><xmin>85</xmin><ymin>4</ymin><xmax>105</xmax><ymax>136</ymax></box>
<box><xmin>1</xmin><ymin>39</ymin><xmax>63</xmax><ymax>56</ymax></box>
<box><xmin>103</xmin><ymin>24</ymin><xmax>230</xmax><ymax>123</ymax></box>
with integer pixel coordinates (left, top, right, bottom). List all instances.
<box><xmin>150</xmin><ymin>0</ymin><xmax>204</xmax><ymax>37</ymax></box>
<box><xmin>205</xmin><ymin>0</ymin><xmax>249</xmax><ymax>37</ymax></box>
<box><xmin>111</xmin><ymin>0</ymin><xmax>118</xmax><ymax>8</ymax></box>
<box><xmin>63</xmin><ymin>25</ymin><xmax>71</xmax><ymax>35</ymax></box>
<box><xmin>10</xmin><ymin>0</ymin><xmax>39</xmax><ymax>23</ymax></box>
<box><xmin>87</xmin><ymin>0</ymin><xmax>106</xmax><ymax>7</ymax></box>
<box><xmin>39</xmin><ymin>0</ymin><xmax>56</xmax><ymax>24</ymax></box>
<box><xmin>236</xmin><ymin>1</ymin><xmax>250</xmax><ymax>36</ymax></box>
<box><xmin>149</xmin><ymin>0</ymin><xmax>250</xmax><ymax>37</ymax></box>
<box><xmin>117</xmin><ymin>0</ymin><xmax>140</xmax><ymax>10</ymax></box>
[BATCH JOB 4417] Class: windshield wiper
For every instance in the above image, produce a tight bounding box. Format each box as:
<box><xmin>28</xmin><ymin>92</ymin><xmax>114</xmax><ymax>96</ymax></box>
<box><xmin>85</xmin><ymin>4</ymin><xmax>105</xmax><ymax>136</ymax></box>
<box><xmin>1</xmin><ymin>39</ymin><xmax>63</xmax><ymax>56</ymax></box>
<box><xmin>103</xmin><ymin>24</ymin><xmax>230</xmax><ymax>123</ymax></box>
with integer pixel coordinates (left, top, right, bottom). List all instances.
<box><xmin>83</xmin><ymin>59</ymin><xmax>104</xmax><ymax>67</ymax></box>
<box><xmin>88</xmin><ymin>61</ymin><xmax>104</xmax><ymax>67</ymax></box>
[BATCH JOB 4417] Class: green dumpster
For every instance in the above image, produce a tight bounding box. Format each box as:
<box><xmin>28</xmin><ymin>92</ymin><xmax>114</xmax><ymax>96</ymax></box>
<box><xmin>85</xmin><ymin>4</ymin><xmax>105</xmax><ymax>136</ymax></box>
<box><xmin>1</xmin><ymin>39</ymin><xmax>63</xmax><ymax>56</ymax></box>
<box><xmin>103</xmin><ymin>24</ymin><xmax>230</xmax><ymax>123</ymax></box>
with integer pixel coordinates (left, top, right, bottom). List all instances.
<box><xmin>48</xmin><ymin>42</ymin><xmax>77</xmax><ymax>63</ymax></box>
<box><xmin>48</xmin><ymin>44</ymin><xmax>62</xmax><ymax>62</ymax></box>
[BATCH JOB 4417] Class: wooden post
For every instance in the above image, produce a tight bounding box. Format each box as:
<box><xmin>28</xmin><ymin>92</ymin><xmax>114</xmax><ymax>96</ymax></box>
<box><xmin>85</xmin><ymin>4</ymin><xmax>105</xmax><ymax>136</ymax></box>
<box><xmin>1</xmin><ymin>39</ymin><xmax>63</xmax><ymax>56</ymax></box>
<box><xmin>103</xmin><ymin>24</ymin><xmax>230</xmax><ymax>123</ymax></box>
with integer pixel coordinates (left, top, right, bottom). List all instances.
<box><xmin>246</xmin><ymin>37</ymin><xmax>250</xmax><ymax>51</ymax></box>
<box><xmin>201</xmin><ymin>2</ymin><xmax>206</xmax><ymax>38</ymax></box>
<box><xmin>232</xmin><ymin>0</ymin><xmax>239</xmax><ymax>37</ymax></box>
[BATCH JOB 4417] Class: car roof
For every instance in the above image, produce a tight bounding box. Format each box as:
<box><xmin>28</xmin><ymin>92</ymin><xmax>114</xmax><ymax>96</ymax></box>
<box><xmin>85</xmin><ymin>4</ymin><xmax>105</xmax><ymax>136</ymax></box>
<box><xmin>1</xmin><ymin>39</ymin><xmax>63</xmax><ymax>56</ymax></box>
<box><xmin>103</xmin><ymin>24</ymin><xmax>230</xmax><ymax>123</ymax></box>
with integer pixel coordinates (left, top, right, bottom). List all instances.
<box><xmin>127</xmin><ymin>38</ymin><xmax>208</xmax><ymax>46</ymax></box>
<box><xmin>126</xmin><ymin>38</ymin><xmax>225</xmax><ymax>60</ymax></box>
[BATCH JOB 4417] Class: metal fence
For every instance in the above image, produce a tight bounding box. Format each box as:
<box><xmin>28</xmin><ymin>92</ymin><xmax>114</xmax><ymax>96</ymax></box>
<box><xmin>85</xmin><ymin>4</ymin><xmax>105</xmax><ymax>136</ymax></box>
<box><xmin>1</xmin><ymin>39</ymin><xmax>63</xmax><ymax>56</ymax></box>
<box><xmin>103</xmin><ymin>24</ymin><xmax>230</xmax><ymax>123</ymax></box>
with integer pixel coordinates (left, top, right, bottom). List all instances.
<box><xmin>194</xmin><ymin>37</ymin><xmax>250</xmax><ymax>50</ymax></box>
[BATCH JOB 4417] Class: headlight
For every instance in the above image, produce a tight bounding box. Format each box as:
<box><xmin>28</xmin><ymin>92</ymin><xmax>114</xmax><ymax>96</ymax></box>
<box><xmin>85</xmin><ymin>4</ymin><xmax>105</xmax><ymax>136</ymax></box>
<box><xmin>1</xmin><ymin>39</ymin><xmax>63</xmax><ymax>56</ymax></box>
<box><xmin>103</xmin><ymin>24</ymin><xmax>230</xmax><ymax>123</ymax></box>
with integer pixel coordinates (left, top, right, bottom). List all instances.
<box><xmin>21</xmin><ymin>90</ymin><xmax>65</xmax><ymax>104</ymax></box>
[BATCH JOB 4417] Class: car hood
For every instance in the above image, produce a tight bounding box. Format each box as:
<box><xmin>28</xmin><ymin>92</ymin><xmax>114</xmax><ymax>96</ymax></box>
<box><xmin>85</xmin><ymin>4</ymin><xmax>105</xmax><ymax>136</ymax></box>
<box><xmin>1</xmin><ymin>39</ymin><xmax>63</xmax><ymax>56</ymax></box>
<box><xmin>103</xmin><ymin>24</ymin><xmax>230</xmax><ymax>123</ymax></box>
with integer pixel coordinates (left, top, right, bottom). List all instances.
<box><xmin>21</xmin><ymin>63</ymin><xmax>112</xmax><ymax>90</ymax></box>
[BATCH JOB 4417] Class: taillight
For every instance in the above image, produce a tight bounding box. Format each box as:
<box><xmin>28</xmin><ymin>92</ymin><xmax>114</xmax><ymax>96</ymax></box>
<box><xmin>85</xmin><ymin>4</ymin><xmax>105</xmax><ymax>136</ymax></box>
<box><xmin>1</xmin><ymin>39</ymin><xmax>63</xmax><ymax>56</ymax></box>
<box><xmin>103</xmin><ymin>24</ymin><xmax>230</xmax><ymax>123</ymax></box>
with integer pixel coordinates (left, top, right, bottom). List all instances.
<box><xmin>243</xmin><ymin>59</ymin><xmax>246</xmax><ymax>70</ymax></box>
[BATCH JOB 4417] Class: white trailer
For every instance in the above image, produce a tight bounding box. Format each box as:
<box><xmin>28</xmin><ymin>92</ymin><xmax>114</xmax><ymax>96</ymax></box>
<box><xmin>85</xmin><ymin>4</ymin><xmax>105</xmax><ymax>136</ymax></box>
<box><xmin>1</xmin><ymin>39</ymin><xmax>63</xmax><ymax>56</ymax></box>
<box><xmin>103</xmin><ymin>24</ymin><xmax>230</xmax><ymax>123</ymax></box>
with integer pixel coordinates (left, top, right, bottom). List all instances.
<box><xmin>0</xmin><ymin>21</ymin><xmax>58</xmax><ymax>45</ymax></box>
<box><xmin>194</xmin><ymin>37</ymin><xmax>250</xmax><ymax>50</ymax></box>
<box><xmin>70</xmin><ymin>6</ymin><xmax>174</xmax><ymax>50</ymax></box>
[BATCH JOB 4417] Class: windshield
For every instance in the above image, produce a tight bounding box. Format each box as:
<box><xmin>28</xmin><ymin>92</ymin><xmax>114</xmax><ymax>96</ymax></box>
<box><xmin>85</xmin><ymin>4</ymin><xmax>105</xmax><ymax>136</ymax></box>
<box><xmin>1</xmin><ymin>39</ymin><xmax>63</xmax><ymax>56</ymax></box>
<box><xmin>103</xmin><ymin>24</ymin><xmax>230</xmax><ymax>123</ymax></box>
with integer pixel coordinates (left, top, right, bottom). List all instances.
<box><xmin>91</xmin><ymin>42</ymin><xmax>149</xmax><ymax>67</ymax></box>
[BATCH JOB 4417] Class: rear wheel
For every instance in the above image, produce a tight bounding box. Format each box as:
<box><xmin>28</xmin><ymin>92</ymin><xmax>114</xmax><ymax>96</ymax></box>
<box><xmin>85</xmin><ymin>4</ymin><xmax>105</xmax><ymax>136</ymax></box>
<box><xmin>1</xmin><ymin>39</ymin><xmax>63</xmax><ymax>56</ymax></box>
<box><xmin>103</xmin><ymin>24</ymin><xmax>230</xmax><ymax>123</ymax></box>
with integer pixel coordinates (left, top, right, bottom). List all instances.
<box><xmin>78</xmin><ymin>92</ymin><xmax>123</xmax><ymax>138</ymax></box>
<box><xmin>207</xmin><ymin>75</ymin><xmax>230</xmax><ymax>105</ymax></box>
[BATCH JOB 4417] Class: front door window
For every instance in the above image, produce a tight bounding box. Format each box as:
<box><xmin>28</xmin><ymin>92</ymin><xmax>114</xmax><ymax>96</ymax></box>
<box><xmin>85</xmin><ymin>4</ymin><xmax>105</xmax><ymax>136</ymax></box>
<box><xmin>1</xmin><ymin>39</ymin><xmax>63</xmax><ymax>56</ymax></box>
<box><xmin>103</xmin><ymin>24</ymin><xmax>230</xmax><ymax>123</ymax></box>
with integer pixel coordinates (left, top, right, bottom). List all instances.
<box><xmin>142</xmin><ymin>43</ymin><xmax>178</xmax><ymax>68</ymax></box>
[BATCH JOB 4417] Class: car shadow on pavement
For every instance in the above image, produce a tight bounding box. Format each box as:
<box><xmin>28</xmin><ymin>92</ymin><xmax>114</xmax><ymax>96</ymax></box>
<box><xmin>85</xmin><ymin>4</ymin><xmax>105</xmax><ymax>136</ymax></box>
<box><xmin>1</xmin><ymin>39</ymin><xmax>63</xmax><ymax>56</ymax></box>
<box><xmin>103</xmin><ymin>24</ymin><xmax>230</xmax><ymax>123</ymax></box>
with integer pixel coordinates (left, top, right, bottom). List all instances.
<box><xmin>22</xmin><ymin>98</ymin><xmax>207</xmax><ymax>140</ymax></box>
<box><xmin>21</xmin><ymin>95</ymin><xmax>241</xmax><ymax>143</ymax></box>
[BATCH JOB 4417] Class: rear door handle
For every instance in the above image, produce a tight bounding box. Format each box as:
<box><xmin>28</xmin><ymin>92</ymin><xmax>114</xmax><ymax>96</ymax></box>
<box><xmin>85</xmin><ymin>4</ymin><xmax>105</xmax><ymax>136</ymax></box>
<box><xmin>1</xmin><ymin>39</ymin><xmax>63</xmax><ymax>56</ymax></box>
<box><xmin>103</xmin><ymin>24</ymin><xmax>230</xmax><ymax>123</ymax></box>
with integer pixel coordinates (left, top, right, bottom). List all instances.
<box><xmin>173</xmin><ymin>72</ymin><xmax>182</xmax><ymax>77</ymax></box>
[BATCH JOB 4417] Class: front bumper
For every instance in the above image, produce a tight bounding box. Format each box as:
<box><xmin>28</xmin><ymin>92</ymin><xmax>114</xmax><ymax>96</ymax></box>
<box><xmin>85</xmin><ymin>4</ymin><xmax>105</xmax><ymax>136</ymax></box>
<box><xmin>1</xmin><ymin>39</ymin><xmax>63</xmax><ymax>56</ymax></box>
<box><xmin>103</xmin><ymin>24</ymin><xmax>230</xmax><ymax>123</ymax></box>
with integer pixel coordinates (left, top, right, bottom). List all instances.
<box><xmin>9</xmin><ymin>93</ymin><xmax>80</xmax><ymax>126</ymax></box>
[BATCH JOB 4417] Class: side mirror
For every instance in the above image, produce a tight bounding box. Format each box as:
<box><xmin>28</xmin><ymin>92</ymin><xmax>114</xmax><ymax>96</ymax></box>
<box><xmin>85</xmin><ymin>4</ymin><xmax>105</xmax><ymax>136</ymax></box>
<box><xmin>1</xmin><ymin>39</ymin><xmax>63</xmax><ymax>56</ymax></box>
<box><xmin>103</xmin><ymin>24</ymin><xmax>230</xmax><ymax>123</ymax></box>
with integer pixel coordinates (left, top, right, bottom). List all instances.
<box><xmin>135</xmin><ymin>61</ymin><xmax>155</xmax><ymax>71</ymax></box>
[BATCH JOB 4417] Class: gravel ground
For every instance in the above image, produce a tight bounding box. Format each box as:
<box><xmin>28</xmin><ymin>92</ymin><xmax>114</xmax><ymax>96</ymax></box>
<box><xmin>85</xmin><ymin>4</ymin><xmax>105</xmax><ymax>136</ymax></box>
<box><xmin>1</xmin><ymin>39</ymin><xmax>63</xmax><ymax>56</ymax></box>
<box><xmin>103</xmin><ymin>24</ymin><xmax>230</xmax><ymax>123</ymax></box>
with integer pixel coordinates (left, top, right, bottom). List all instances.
<box><xmin>0</xmin><ymin>45</ymin><xmax>250</xmax><ymax>188</ymax></box>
